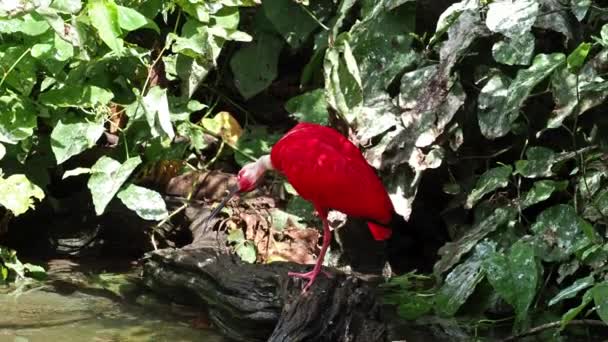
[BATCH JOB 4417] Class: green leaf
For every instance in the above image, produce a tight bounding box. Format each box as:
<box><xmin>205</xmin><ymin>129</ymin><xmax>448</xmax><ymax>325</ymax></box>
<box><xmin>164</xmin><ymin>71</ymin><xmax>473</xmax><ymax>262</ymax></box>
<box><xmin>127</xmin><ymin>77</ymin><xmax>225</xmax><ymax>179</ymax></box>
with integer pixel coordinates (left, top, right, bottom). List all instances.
<box><xmin>492</xmin><ymin>32</ymin><xmax>534</xmax><ymax>66</ymax></box>
<box><xmin>0</xmin><ymin>174</ymin><xmax>44</xmax><ymax>216</ymax></box>
<box><xmin>0</xmin><ymin>92</ymin><xmax>37</xmax><ymax>144</ymax></box>
<box><xmin>40</xmin><ymin>84</ymin><xmax>114</xmax><ymax>108</ymax></box>
<box><xmin>117</xmin><ymin>184</ymin><xmax>168</xmax><ymax>220</ymax></box>
<box><xmin>435</xmin><ymin>240</ymin><xmax>496</xmax><ymax>316</ymax></box>
<box><xmin>230</xmin><ymin>32</ymin><xmax>284</xmax><ymax>99</ymax></box>
<box><xmin>349</xmin><ymin>0</ymin><xmax>417</xmax><ymax>96</ymax></box>
<box><xmin>521</xmin><ymin>180</ymin><xmax>568</xmax><ymax>209</ymax></box>
<box><xmin>531</xmin><ymin>204</ymin><xmax>593</xmax><ymax>262</ymax></box>
<box><xmin>0</xmin><ymin>46</ymin><xmax>37</xmax><ymax>95</ymax></box>
<box><xmin>567</xmin><ymin>42</ymin><xmax>592</xmax><ymax>73</ymax></box>
<box><xmin>51</xmin><ymin>0</ymin><xmax>83</xmax><ymax>14</ymax></box>
<box><xmin>50</xmin><ymin>121</ymin><xmax>104</xmax><ymax>164</ymax></box>
<box><xmin>262</xmin><ymin>0</ymin><xmax>332</xmax><ymax>49</ymax></box>
<box><xmin>63</xmin><ymin>167</ymin><xmax>91</xmax><ymax>179</ymax></box>
<box><xmin>593</xmin><ymin>282</ymin><xmax>608</xmax><ymax>324</ymax></box>
<box><xmin>234</xmin><ymin>126</ymin><xmax>281</xmax><ymax>166</ymax></box>
<box><xmin>87</xmin><ymin>0</ymin><xmax>123</xmax><ymax>53</ymax></box>
<box><xmin>561</xmin><ymin>288</ymin><xmax>593</xmax><ymax>327</ymax></box>
<box><xmin>285</xmin><ymin>89</ymin><xmax>329</xmax><ymax>125</ymax></box>
<box><xmin>483</xmin><ymin>240</ymin><xmax>539</xmax><ymax>327</ymax></box>
<box><xmin>127</xmin><ymin>87</ymin><xmax>174</xmax><ymax>139</ymax></box>
<box><xmin>116</xmin><ymin>5</ymin><xmax>159</xmax><ymax>33</ymax></box>
<box><xmin>582</xmin><ymin>188</ymin><xmax>608</xmax><ymax>222</ymax></box>
<box><xmin>465</xmin><ymin>165</ymin><xmax>512</xmax><ymax>209</ymax></box>
<box><xmin>23</xmin><ymin>263</ymin><xmax>46</xmax><ymax>280</ymax></box>
<box><xmin>270</xmin><ymin>208</ymin><xmax>306</xmax><ymax>231</ymax></box>
<box><xmin>514</xmin><ymin>147</ymin><xmax>556</xmax><ymax>178</ymax></box>
<box><xmin>235</xmin><ymin>241</ymin><xmax>257</xmax><ymax>263</ymax></box>
<box><xmin>87</xmin><ymin>156</ymin><xmax>142</xmax><ymax>215</ymax></box>
<box><xmin>395</xmin><ymin>294</ymin><xmax>433</xmax><ymax>320</ymax></box>
<box><xmin>434</xmin><ymin>206</ymin><xmax>517</xmax><ymax>276</ymax></box>
<box><xmin>485</xmin><ymin>0</ymin><xmax>539</xmax><ymax>38</ymax></box>
<box><xmin>227</xmin><ymin>229</ymin><xmax>245</xmax><ymax>244</ymax></box>
<box><xmin>478</xmin><ymin>53</ymin><xmax>565</xmax><ymax>139</ymax></box>
<box><xmin>548</xmin><ymin>275</ymin><xmax>594</xmax><ymax>306</ymax></box>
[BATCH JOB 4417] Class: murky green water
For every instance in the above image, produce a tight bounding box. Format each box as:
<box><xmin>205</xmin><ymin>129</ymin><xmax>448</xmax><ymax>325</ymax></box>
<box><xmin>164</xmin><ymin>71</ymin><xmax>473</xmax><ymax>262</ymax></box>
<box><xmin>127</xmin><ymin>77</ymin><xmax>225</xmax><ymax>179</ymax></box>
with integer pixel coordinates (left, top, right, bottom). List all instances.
<box><xmin>0</xmin><ymin>259</ymin><xmax>224</xmax><ymax>342</ymax></box>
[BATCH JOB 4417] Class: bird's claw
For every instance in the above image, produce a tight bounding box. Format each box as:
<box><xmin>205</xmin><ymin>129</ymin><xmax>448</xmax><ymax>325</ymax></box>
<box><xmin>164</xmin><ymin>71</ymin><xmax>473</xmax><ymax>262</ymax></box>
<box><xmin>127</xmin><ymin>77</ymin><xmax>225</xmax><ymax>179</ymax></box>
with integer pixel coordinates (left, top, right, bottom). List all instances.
<box><xmin>288</xmin><ymin>269</ymin><xmax>333</xmax><ymax>293</ymax></box>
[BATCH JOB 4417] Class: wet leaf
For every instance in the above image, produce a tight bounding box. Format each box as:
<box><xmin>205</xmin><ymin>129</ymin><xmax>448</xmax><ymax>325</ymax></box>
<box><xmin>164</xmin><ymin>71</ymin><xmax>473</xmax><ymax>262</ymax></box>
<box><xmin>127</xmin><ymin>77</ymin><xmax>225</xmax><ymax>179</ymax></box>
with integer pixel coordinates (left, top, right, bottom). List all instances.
<box><xmin>117</xmin><ymin>184</ymin><xmax>168</xmax><ymax>221</ymax></box>
<box><xmin>435</xmin><ymin>240</ymin><xmax>496</xmax><ymax>316</ymax></box>
<box><xmin>483</xmin><ymin>240</ymin><xmax>539</xmax><ymax>326</ymax></box>
<box><xmin>478</xmin><ymin>53</ymin><xmax>565</xmax><ymax>139</ymax></box>
<box><xmin>50</xmin><ymin>120</ymin><xmax>105</xmax><ymax>164</ymax></box>
<box><xmin>485</xmin><ymin>0</ymin><xmax>539</xmax><ymax>38</ymax></box>
<box><xmin>531</xmin><ymin>204</ymin><xmax>593</xmax><ymax>262</ymax></box>
<box><xmin>434</xmin><ymin>206</ymin><xmax>517</xmax><ymax>276</ymax></box>
<box><xmin>87</xmin><ymin>156</ymin><xmax>142</xmax><ymax>215</ymax></box>
<box><xmin>521</xmin><ymin>180</ymin><xmax>568</xmax><ymax>209</ymax></box>
<box><xmin>465</xmin><ymin>165</ymin><xmax>512</xmax><ymax>209</ymax></box>
<box><xmin>0</xmin><ymin>174</ymin><xmax>44</xmax><ymax>216</ymax></box>
<box><xmin>548</xmin><ymin>275</ymin><xmax>594</xmax><ymax>306</ymax></box>
<box><xmin>285</xmin><ymin>89</ymin><xmax>329</xmax><ymax>125</ymax></box>
<box><xmin>492</xmin><ymin>32</ymin><xmax>534</xmax><ymax>66</ymax></box>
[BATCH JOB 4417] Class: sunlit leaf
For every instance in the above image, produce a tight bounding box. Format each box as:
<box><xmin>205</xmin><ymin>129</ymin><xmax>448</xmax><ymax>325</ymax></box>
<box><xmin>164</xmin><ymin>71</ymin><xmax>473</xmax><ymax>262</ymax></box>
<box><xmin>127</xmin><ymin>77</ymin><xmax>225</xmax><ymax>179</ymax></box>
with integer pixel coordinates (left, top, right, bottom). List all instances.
<box><xmin>117</xmin><ymin>184</ymin><xmax>168</xmax><ymax>220</ymax></box>
<box><xmin>50</xmin><ymin>120</ymin><xmax>104</xmax><ymax>164</ymax></box>
<box><xmin>0</xmin><ymin>91</ymin><xmax>37</xmax><ymax>144</ymax></box>
<box><xmin>116</xmin><ymin>5</ymin><xmax>159</xmax><ymax>33</ymax></box>
<box><xmin>201</xmin><ymin>111</ymin><xmax>243</xmax><ymax>145</ymax></box>
<box><xmin>571</xmin><ymin>0</ymin><xmax>591</xmax><ymax>21</ymax></box>
<box><xmin>87</xmin><ymin>156</ymin><xmax>142</xmax><ymax>215</ymax></box>
<box><xmin>0</xmin><ymin>174</ymin><xmax>44</xmax><ymax>216</ymax></box>
<box><xmin>485</xmin><ymin>0</ymin><xmax>539</xmax><ymax>38</ymax></box>
<box><xmin>567</xmin><ymin>42</ymin><xmax>592</xmax><ymax>73</ymax></box>
<box><xmin>492</xmin><ymin>32</ymin><xmax>534</xmax><ymax>66</ymax></box>
<box><xmin>87</xmin><ymin>0</ymin><xmax>123</xmax><ymax>54</ymax></box>
<box><xmin>40</xmin><ymin>84</ymin><xmax>114</xmax><ymax>108</ymax></box>
<box><xmin>235</xmin><ymin>241</ymin><xmax>257</xmax><ymax>263</ymax></box>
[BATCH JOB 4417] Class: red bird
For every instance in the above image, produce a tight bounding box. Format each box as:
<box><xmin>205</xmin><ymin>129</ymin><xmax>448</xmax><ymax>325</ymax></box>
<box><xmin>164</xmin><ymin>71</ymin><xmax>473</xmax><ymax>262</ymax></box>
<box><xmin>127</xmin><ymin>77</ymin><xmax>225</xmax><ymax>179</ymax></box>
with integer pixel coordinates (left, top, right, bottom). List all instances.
<box><xmin>216</xmin><ymin>122</ymin><xmax>395</xmax><ymax>292</ymax></box>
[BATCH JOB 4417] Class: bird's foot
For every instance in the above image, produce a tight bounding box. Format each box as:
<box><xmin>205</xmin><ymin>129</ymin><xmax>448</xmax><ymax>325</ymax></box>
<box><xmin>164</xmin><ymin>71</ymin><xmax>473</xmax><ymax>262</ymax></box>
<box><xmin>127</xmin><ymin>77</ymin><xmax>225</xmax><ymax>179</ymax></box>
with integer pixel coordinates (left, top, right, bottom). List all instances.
<box><xmin>288</xmin><ymin>269</ymin><xmax>333</xmax><ymax>293</ymax></box>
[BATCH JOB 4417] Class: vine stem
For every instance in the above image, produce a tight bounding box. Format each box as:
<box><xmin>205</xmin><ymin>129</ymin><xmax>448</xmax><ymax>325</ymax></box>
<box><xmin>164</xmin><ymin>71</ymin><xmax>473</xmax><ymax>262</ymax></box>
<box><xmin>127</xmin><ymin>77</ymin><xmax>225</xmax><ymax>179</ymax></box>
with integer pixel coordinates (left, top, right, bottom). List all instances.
<box><xmin>501</xmin><ymin>319</ymin><xmax>607</xmax><ymax>342</ymax></box>
<box><xmin>0</xmin><ymin>47</ymin><xmax>31</xmax><ymax>89</ymax></box>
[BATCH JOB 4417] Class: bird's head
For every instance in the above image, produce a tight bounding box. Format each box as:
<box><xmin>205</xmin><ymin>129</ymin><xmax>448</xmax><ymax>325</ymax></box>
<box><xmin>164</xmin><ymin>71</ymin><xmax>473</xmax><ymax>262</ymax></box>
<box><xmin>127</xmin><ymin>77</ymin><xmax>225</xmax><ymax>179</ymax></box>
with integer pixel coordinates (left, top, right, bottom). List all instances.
<box><xmin>236</xmin><ymin>154</ymin><xmax>273</xmax><ymax>193</ymax></box>
<box><xmin>202</xmin><ymin>155</ymin><xmax>274</xmax><ymax>227</ymax></box>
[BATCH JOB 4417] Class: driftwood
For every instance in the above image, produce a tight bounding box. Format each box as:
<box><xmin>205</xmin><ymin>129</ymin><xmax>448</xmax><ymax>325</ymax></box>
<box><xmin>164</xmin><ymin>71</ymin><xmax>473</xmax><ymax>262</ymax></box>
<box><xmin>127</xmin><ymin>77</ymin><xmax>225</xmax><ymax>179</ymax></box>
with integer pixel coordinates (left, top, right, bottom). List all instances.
<box><xmin>142</xmin><ymin>247</ymin><xmax>387</xmax><ymax>342</ymax></box>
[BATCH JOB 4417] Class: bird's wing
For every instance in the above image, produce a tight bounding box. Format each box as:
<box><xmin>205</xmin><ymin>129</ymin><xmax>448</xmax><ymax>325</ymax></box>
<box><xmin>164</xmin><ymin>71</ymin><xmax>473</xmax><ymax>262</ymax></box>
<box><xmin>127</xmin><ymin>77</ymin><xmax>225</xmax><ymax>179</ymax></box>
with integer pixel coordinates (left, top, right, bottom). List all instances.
<box><xmin>271</xmin><ymin>133</ymin><xmax>393</xmax><ymax>224</ymax></box>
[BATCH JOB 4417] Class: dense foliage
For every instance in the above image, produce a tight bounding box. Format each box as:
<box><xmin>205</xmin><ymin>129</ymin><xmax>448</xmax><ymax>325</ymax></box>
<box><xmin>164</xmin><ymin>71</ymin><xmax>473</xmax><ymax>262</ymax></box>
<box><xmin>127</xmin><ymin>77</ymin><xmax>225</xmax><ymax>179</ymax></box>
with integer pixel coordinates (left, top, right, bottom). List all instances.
<box><xmin>2</xmin><ymin>0</ymin><xmax>608</xmax><ymax>337</ymax></box>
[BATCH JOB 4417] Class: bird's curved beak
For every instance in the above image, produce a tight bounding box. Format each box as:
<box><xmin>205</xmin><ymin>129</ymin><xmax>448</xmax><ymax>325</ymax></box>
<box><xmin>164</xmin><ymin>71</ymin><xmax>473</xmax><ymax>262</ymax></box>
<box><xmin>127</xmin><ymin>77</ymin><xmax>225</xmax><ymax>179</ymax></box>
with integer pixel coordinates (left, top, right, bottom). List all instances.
<box><xmin>204</xmin><ymin>185</ymin><xmax>240</xmax><ymax>225</ymax></box>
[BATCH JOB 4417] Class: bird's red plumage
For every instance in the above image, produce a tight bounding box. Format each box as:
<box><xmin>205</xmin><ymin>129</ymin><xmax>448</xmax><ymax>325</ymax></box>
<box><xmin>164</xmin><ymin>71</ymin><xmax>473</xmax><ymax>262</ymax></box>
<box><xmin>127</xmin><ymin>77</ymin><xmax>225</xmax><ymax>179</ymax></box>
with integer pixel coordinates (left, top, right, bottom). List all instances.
<box><xmin>270</xmin><ymin>123</ymin><xmax>394</xmax><ymax>240</ymax></box>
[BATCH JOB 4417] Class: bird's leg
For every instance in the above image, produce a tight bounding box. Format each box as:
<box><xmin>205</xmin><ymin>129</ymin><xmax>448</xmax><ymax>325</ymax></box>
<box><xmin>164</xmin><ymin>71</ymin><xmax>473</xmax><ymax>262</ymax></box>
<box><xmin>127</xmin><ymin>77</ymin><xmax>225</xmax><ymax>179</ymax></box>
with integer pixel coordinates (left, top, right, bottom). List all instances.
<box><xmin>288</xmin><ymin>210</ymin><xmax>332</xmax><ymax>293</ymax></box>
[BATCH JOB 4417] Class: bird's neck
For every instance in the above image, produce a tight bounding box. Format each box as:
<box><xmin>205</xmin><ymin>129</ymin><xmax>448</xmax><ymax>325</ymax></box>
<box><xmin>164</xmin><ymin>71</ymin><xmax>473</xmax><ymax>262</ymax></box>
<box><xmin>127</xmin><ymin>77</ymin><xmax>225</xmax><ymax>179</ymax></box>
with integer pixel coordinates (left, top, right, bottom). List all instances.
<box><xmin>258</xmin><ymin>154</ymin><xmax>274</xmax><ymax>171</ymax></box>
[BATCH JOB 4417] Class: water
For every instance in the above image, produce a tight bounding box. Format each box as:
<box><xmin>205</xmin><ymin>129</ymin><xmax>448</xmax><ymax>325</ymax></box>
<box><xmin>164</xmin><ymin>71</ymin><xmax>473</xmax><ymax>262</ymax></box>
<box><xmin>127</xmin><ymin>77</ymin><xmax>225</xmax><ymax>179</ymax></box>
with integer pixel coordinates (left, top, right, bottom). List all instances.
<box><xmin>0</xmin><ymin>259</ymin><xmax>224</xmax><ymax>342</ymax></box>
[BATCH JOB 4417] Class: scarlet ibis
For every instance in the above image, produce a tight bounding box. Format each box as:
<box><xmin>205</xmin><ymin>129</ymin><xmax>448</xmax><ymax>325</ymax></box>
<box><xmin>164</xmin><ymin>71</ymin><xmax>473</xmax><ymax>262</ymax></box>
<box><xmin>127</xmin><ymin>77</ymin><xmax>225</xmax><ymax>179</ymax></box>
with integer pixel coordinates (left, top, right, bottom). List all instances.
<box><xmin>213</xmin><ymin>122</ymin><xmax>395</xmax><ymax>292</ymax></box>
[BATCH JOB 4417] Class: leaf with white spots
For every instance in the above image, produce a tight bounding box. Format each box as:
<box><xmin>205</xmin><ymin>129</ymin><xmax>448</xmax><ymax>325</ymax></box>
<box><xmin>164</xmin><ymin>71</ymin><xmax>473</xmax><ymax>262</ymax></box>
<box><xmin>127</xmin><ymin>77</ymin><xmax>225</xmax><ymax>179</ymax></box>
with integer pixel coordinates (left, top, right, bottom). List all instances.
<box><xmin>492</xmin><ymin>32</ymin><xmax>534</xmax><ymax>66</ymax></box>
<box><xmin>483</xmin><ymin>239</ymin><xmax>539</xmax><ymax>327</ymax></box>
<box><xmin>548</xmin><ymin>275</ymin><xmax>594</xmax><ymax>306</ymax></box>
<box><xmin>531</xmin><ymin>204</ymin><xmax>594</xmax><ymax>262</ymax></box>
<box><xmin>520</xmin><ymin>180</ymin><xmax>568</xmax><ymax>209</ymax></box>
<box><xmin>593</xmin><ymin>282</ymin><xmax>608</xmax><ymax>324</ymax></box>
<box><xmin>485</xmin><ymin>0</ymin><xmax>539</xmax><ymax>38</ymax></box>
<box><xmin>117</xmin><ymin>184</ymin><xmax>168</xmax><ymax>221</ymax></box>
<box><xmin>435</xmin><ymin>240</ymin><xmax>496</xmax><ymax>316</ymax></box>
<box><xmin>478</xmin><ymin>53</ymin><xmax>565</xmax><ymax>139</ymax></box>
<box><xmin>465</xmin><ymin>165</ymin><xmax>512</xmax><ymax>209</ymax></box>
<box><xmin>87</xmin><ymin>156</ymin><xmax>142</xmax><ymax>215</ymax></box>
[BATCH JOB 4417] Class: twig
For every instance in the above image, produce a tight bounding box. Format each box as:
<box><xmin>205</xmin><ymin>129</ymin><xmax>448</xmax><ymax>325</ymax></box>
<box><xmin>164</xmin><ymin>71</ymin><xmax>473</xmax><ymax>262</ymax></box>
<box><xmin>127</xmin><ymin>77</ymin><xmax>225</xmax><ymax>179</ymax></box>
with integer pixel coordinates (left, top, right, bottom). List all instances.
<box><xmin>0</xmin><ymin>47</ymin><xmax>31</xmax><ymax>89</ymax></box>
<box><xmin>501</xmin><ymin>319</ymin><xmax>608</xmax><ymax>342</ymax></box>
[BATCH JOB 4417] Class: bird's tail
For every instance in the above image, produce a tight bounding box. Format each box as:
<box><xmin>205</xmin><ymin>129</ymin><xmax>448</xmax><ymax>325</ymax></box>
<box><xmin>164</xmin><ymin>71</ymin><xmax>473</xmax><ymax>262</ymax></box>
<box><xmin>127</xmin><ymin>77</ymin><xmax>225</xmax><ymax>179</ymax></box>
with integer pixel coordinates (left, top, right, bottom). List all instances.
<box><xmin>367</xmin><ymin>222</ymin><xmax>392</xmax><ymax>241</ymax></box>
